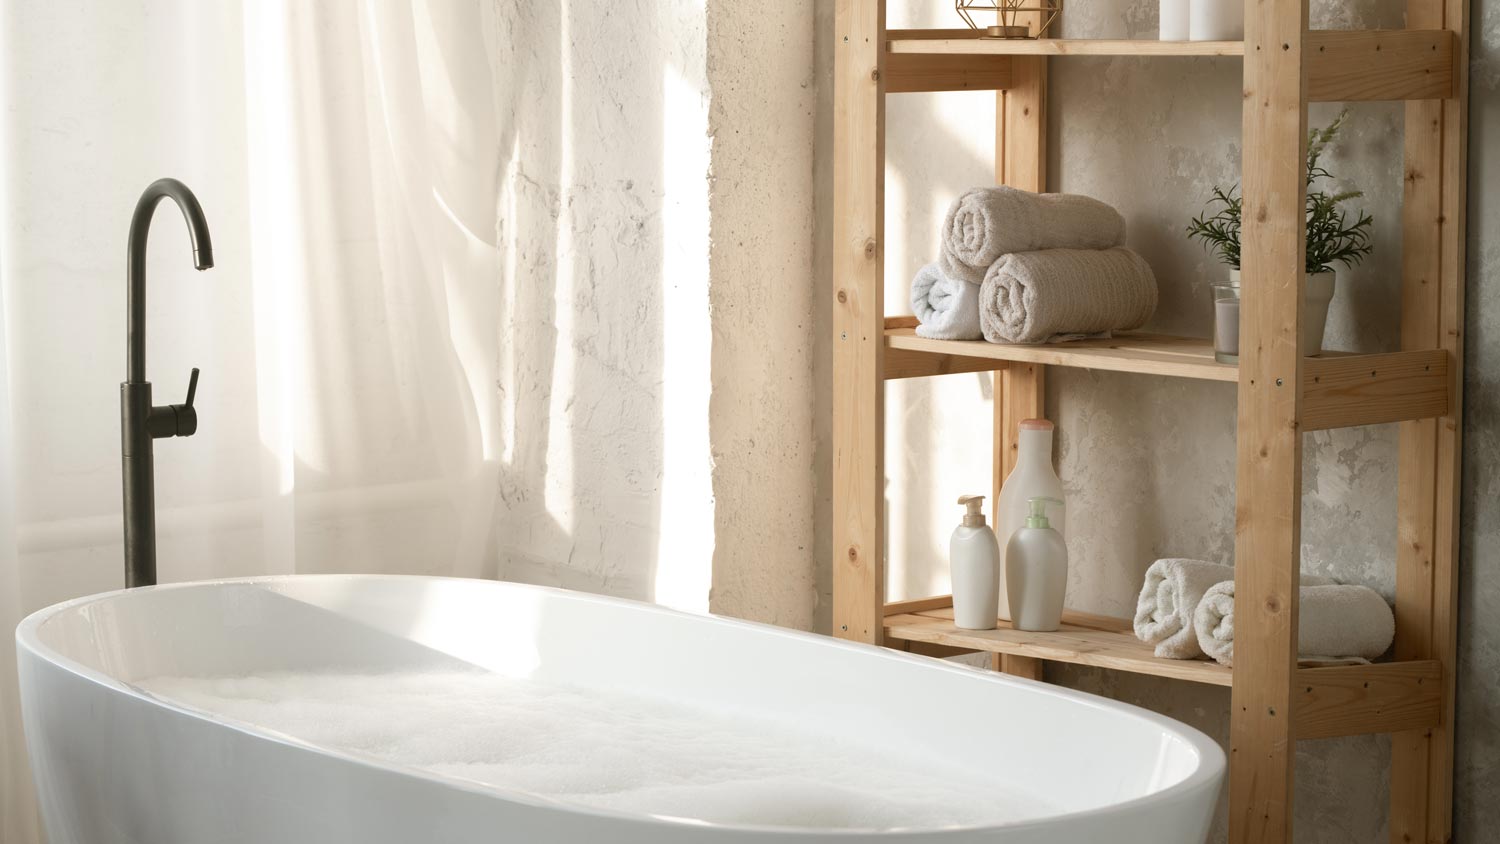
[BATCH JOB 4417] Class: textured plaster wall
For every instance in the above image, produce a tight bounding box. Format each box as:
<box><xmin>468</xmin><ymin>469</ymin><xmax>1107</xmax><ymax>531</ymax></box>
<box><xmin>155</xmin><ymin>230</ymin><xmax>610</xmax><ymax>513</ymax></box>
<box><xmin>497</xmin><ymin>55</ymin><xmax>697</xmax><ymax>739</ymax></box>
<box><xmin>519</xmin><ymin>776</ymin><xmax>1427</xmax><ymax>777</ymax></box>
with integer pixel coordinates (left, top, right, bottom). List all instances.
<box><xmin>804</xmin><ymin>0</ymin><xmax>1496</xmax><ymax>840</ymax></box>
<box><xmin>705</xmin><ymin>4</ymin><xmax>820</xmax><ymax>628</ymax></box>
<box><xmin>486</xmin><ymin>0</ymin><xmax>723</xmax><ymax>610</ymax></box>
<box><xmin>489</xmin><ymin>0</ymin><xmax>694</xmax><ymax>600</ymax></box>
<box><xmin>487</xmin><ymin>0</ymin><xmax>819</xmax><ymax>623</ymax></box>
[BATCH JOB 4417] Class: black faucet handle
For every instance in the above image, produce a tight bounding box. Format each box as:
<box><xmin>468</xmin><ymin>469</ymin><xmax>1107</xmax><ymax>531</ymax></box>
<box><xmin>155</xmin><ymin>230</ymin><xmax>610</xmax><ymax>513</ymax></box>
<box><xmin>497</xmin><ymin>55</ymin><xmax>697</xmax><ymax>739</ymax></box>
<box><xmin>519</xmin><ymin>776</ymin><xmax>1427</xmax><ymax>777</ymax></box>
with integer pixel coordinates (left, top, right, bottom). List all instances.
<box><xmin>184</xmin><ymin>367</ymin><xmax>199</xmax><ymax>408</ymax></box>
<box><xmin>171</xmin><ymin>368</ymin><xmax>199</xmax><ymax>437</ymax></box>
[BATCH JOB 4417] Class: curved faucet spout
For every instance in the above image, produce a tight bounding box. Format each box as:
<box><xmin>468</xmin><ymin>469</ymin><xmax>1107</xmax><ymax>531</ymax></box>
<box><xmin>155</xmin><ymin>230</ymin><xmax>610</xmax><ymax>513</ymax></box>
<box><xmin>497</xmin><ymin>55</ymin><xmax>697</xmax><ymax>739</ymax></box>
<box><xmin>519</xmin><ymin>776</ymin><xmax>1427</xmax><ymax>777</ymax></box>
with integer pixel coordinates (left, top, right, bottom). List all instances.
<box><xmin>127</xmin><ymin>178</ymin><xmax>214</xmax><ymax>384</ymax></box>
<box><xmin>122</xmin><ymin>178</ymin><xmax>214</xmax><ymax>588</ymax></box>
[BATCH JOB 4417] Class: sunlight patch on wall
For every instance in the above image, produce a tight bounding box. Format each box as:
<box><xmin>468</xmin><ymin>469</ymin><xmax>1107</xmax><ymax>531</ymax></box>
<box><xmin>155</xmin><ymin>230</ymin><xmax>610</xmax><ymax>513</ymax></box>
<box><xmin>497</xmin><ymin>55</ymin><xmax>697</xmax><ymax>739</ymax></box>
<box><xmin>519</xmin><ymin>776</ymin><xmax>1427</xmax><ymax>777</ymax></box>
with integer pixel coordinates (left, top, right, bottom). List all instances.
<box><xmin>499</xmin><ymin>133</ymin><xmax>520</xmax><ymax>466</ymax></box>
<box><xmin>543</xmin><ymin>1</ymin><xmax>578</xmax><ymax>536</ymax></box>
<box><xmin>653</xmin><ymin>64</ymin><xmax>714</xmax><ymax>614</ymax></box>
<box><xmin>242</xmin><ymin>1</ymin><xmax>303</xmax><ymax>505</ymax></box>
<box><xmin>884</xmin><ymin>166</ymin><xmax>910</xmax><ymax>600</ymax></box>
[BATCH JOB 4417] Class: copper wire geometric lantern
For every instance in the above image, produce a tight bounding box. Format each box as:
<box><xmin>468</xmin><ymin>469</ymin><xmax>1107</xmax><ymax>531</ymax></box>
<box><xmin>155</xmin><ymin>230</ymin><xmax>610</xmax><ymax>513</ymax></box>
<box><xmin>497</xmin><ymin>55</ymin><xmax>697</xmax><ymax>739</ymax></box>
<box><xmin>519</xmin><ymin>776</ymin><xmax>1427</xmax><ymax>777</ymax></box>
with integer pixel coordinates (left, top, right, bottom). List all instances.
<box><xmin>955</xmin><ymin>0</ymin><xmax>1061</xmax><ymax>39</ymax></box>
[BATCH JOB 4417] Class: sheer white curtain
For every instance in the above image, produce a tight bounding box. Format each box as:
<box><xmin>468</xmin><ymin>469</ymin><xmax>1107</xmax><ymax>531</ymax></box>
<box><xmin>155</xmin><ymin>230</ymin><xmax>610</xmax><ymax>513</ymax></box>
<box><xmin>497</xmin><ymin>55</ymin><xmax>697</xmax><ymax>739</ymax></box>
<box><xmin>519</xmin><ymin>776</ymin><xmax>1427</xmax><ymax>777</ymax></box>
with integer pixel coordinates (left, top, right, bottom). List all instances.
<box><xmin>0</xmin><ymin>3</ymin><xmax>505</xmax><ymax>839</ymax></box>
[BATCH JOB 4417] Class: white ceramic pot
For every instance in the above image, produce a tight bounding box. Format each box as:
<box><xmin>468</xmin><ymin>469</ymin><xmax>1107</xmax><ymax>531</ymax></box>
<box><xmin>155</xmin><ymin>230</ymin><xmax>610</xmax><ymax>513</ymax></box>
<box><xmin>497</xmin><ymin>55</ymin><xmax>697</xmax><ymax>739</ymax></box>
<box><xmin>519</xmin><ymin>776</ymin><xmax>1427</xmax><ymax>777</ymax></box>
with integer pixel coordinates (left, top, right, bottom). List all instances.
<box><xmin>1229</xmin><ymin>269</ymin><xmax>1336</xmax><ymax>355</ymax></box>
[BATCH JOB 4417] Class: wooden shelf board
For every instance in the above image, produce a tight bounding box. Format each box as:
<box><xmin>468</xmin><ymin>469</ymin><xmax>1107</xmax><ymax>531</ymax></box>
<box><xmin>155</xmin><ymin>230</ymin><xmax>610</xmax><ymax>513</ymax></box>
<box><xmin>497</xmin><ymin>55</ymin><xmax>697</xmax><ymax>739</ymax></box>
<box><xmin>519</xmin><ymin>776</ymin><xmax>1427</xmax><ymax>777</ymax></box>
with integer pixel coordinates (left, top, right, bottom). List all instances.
<box><xmin>886</xmin><ymin>602</ymin><xmax>1442</xmax><ymax>737</ymax></box>
<box><xmin>888</xmin><ymin>329</ymin><xmax>1453</xmax><ymax>429</ymax></box>
<box><xmin>885</xmin><ymin>30</ymin><xmax>1456</xmax><ymax>102</ymax></box>
<box><xmin>885</xmin><ymin>607</ymin><xmax>1235</xmax><ymax>686</ymax></box>
<box><xmin>887</xmin><ymin>33</ymin><xmax>1244</xmax><ymax>57</ymax></box>
<box><xmin>886</xmin><ymin>327</ymin><xmax>1238</xmax><ymax>382</ymax></box>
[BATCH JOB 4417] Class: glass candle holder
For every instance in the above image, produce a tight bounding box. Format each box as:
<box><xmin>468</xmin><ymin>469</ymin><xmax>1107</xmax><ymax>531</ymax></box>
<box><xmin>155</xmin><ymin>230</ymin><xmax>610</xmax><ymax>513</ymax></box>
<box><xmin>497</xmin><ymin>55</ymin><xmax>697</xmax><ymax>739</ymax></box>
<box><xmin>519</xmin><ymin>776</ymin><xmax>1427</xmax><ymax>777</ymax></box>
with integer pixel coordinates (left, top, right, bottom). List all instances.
<box><xmin>1212</xmin><ymin>281</ymin><xmax>1240</xmax><ymax>364</ymax></box>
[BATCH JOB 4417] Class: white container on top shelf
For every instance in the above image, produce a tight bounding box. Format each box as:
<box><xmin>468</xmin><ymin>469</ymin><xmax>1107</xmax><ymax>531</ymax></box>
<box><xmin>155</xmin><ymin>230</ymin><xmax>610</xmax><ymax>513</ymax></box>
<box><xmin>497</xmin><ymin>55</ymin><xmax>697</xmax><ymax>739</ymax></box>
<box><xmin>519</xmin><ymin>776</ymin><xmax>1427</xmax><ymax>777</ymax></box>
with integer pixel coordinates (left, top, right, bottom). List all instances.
<box><xmin>996</xmin><ymin>419</ymin><xmax>1065</xmax><ymax>622</ymax></box>
<box><xmin>1188</xmin><ymin>0</ymin><xmax>1243</xmax><ymax>40</ymax></box>
<box><xmin>1160</xmin><ymin>0</ymin><xmax>1191</xmax><ymax>40</ymax></box>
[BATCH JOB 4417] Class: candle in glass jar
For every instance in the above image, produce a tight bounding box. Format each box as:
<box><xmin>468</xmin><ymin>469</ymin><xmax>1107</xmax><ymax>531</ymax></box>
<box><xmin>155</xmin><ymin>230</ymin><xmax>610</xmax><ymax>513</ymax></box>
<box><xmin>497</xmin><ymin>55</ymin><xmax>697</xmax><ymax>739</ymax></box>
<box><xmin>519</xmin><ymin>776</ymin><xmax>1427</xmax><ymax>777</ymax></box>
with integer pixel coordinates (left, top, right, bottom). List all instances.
<box><xmin>1189</xmin><ymin>0</ymin><xmax>1243</xmax><ymax>40</ymax></box>
<box><xmin>1212</xmin><ymin>281</ymin><xmax>1241</xmax><ymax>364</ymax></box>
<box><xmin>1160</xmin><ymin>0</ymin><xmax>1190</xmax><ymax>40</ymax></box>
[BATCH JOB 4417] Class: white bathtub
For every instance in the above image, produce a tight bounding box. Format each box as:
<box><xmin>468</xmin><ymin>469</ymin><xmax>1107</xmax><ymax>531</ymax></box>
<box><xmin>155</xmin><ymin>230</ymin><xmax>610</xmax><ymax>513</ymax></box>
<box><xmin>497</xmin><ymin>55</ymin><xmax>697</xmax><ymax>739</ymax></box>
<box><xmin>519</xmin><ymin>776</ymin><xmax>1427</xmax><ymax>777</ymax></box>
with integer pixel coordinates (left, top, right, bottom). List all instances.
<box><xmin>17</xmin><ymin>575</ymin><xmax>1222</xmax><ymax>842</ymax></box>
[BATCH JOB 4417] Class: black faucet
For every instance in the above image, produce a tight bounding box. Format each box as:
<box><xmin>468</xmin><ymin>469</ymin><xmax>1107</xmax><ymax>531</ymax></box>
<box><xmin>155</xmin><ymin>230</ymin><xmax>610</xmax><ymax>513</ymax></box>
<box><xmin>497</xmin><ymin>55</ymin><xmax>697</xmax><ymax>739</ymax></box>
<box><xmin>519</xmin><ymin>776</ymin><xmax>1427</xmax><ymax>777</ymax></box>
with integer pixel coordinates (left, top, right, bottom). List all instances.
<box><xmin>121</xmin><ymin>178</ymin><xmax>213</xmax><ymax>588</ymax></box>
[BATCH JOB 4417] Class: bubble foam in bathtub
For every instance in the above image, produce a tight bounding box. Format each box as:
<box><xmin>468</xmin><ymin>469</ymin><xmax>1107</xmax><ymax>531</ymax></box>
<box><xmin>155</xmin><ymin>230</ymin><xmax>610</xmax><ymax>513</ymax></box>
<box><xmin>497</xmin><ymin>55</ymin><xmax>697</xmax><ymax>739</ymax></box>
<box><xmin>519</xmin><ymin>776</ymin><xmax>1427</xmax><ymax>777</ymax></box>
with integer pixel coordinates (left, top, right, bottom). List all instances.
<box><xmin>137</xmin><ymin>670</ymin><xmax>1060</xmax><ymax>831</ymax></box>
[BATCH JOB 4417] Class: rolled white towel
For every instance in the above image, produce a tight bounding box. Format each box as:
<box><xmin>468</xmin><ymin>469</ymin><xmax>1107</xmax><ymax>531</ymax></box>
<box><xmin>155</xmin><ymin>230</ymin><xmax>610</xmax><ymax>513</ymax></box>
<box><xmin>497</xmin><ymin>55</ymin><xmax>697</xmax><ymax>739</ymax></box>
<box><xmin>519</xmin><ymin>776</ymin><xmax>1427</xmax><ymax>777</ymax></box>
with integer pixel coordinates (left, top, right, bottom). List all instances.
<box><xmin>1194</xmin><ymin>582</ymin><xmax>1395</xmax><ymax>667</ymax></box>
<box><xmin>979</xmin><ymin>248</ymin><xmax>1158</xmax><ymax>345</ymax></box>
<box><xmin>910</xmin><ymin>262</ymin><xmax>982</xmax><ymax>341</ymax></box>
<box><xmin>1133</xmin><ymin>559</ymin><xmax>1234</xmax><ymax>659</ymax></box>
<box><xmin>939</xmin><ymin>186</ymin><xmax>1127</xmax><ymax>284</ymax></box>
<box><xmin>1134</xmin><ymin>560</ymin><xmax>1335</xmax><ymax>659</ymax></box>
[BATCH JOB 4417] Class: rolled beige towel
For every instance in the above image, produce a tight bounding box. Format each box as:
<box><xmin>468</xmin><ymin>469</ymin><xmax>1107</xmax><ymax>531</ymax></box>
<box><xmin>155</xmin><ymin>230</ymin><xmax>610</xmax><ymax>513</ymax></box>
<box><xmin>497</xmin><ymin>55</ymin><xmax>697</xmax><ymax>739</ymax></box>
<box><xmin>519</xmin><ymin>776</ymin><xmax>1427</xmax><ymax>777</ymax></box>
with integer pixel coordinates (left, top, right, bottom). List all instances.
<box><xmin>1194</xmin><ymin>582</ymin><xmax>1395</xmax><ymax>667</ymax></box>
<box><xmin>979</xmin><ymin>247</ymin><xmax>1158</xmax><ymax>344</ymax></box>
<box><xmin>940</xmin><ymin>187</ymin><xmax>1127</xmax><ymax>284</ymax></box>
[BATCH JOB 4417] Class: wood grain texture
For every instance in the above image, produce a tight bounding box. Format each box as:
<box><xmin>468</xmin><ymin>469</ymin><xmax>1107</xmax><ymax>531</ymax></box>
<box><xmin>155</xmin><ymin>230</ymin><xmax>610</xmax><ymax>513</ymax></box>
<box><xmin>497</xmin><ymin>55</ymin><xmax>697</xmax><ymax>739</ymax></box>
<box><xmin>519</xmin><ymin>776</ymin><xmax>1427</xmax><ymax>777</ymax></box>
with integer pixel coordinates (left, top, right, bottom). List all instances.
<box><xmin>1230</xmin><ymin>0</ymin><xmax>1309</xmax><ymax>838</ymax></box>
<box><xmin>1306</xmin><ymin>29</ymin><xmax>1455</xmax><ymax>101</ymax></box>
<box><xmin>895</xmin><ymin>639</ymin><xmax>979</xmax><ymax>659</ymax></box>
<box><xmin>887</xmin><ymin>329</ymin><xmax>1239</xmax><ymax>382</ymax></box>
<box><xmin>888</xmin><ymin>37</ymin><xmax>1246</xmax><ymax>56</ymax></box>
<box><xmin>999</xmin><ymin>56</ymin><xmax>1046</xmax><ymax>194</ymax></box>
<box><xmin>992</xmin><ymin>47</ymin><xmax>1048</xmax><ymax>682</ymax></box>
<box><xmin>1392</xmin><ymin>0</ymin><xmax>1468</xmax><ymax>838</ymax></box>
<box><xmin>1000</xmin><ymin>655</ymin><xmax>1044</xmax><ymax>680</ymax></box>
<box><xmin>885</xmin><ymin>610</ymin><xmax>1234</xmax><ymax>686</ymax></box>
<box><xmin>998</xmin><ymin>364</ymin><xmax>1045</xmax><ymax>484</ymax></box>
<box><xmin>831</xmin><ymin>0</ymin><xmax>886</xmax><ymax>645</ymax></box>
<box><xmin>885</xmin><ymin>346</ymin><xmax>1007</xmax><ymax>380</ymax></box>
<box><xmin>1301</xmin><ymin>349</ymin><xmax>1450</xmax><ymax>430</ymax></box>
<box><xmin>886</xmin><ymin>52</ymin><xmax>1012</xmax><ymax>93</ymax></box>
<box><xmin>1295</xmin><ymin>661</ymin><xmax>1443</xmax><ymax>740</ymax></box>
<box><xmin>887</xmin><ymin>30</ymin><xmax>1455</xmax><ymax>102</ymax></box>
<box><xmin>882</xmin><ymin>594</ymin><xmax>955</xmax><ymax>616</ymax></box>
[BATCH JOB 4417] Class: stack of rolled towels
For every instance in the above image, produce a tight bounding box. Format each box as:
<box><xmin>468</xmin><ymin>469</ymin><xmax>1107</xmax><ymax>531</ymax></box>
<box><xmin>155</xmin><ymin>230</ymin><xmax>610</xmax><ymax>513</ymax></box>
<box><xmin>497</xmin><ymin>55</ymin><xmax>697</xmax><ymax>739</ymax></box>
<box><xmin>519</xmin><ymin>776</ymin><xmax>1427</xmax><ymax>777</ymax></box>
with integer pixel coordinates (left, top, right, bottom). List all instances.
<box><xmin>911</xmin><ymin>186</ymin><xmax>1158</xmax><ymax>344</ymax></box>
<box><xmin>1133</xmin><ymin>558</ymin><xmax>1395</xmax><ymax>667</ymax></box>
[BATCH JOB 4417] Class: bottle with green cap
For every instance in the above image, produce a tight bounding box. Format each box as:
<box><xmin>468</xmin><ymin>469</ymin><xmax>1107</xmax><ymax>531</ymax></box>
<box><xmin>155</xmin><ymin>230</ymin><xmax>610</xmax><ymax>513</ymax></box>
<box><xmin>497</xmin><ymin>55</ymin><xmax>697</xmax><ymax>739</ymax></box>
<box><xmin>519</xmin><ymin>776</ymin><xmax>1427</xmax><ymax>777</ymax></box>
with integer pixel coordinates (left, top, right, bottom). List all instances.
<box><xmin>1004</xmin><ymin>496</ymin><xmax>1068</xmax><ymax>632</ymax></box>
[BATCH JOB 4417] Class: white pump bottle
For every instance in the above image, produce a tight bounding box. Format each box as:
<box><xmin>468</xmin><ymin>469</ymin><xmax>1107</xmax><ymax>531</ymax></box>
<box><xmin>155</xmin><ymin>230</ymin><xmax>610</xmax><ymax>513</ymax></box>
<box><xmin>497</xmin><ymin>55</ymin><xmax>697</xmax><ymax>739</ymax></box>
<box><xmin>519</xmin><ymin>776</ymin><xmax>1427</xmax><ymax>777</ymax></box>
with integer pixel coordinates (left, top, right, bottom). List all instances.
<box><xmin>996</xmin><ymin>419</ymin><xmax>1065</xmax><ymax>620</ymax></box>
<box><xmin>949</xmin><ymin>495</ymin><xmax>1000</xmax><ymax>630</ymax></box>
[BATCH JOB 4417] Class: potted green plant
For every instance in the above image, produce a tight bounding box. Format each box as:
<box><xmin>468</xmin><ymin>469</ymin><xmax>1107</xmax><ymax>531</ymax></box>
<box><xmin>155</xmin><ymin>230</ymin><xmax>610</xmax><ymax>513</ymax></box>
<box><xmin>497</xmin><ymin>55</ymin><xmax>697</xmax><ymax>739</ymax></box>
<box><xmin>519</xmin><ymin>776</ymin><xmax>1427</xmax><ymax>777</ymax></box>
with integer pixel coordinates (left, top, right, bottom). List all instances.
<box><xmin>1187</xmin><ymin>108</ymin><xmax>1374</xmax><ymax>359</ymax></box>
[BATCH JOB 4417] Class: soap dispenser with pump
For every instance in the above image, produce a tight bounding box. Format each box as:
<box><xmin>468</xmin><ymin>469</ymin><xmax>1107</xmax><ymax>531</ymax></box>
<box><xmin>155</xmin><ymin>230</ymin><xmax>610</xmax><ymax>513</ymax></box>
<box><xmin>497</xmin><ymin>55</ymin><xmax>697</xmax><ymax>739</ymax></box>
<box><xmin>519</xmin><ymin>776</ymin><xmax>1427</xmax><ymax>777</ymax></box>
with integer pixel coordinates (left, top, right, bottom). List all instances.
<box><xmin>1005</xmin><ymin>496</ymin><xmax>1068</xmax><ymax>632</ymax></box>
<box><xmin>949</xmin><ymin>495</ymin><xmax>1000</xmax><ymax>630</ymax></box>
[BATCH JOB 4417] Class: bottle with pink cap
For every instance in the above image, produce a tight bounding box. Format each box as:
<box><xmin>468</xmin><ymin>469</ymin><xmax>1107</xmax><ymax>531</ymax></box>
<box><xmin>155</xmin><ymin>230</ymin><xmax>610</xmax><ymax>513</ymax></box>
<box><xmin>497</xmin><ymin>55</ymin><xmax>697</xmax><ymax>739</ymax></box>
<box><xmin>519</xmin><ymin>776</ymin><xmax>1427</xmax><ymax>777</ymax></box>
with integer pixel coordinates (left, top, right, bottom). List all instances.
<box><xmin>995</xmin><ymin>418</ymin><xmax>1066</xmax><ymax>621</ymax></box>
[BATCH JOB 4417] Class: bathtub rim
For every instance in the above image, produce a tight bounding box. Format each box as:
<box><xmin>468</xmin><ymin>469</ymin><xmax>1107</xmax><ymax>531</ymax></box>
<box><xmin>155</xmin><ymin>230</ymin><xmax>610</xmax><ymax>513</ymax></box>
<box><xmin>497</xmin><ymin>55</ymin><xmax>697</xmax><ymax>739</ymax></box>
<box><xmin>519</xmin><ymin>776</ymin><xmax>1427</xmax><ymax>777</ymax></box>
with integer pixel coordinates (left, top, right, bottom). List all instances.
<box><xmin>16</xmin><ymin>573</ymin><xmax>1226</xmax><ymax>838</ymax></box>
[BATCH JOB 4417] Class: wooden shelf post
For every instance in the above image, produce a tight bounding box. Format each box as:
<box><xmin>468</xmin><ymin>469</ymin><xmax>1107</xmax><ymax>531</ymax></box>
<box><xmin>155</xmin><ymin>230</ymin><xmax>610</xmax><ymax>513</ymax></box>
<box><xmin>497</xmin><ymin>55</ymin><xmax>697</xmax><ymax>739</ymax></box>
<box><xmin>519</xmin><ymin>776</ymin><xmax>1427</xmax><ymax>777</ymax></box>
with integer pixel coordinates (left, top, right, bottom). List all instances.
<box><xmin>987</xmin><ymin>0</ymin><xmax>1050</xmax><ymax>685</ymax></box>
<box><xmin>832</xmin><ymin>0</ymin><xmax>886</xmax><ymax>645</ymax></box>
<box><xmin>1392</xmin><ymin>0</ymin><xmax>1468</xmax><ymax>838</ymax></box>
<box><xmin>1230</xmin><ymin>0</ymin><xmax>1310</xmax><ymax>839</ymax></box>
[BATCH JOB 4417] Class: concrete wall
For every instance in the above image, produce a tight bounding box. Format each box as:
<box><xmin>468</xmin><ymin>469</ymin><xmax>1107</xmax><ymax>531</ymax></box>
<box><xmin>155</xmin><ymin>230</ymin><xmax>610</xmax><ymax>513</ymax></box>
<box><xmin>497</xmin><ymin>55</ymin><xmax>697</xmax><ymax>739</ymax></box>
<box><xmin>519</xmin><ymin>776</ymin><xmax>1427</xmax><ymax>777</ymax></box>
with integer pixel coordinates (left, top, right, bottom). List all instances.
<box><xmin>705</xmin><ymin>4</ymin><xmax>819</xmax><ymax>628</ymax></box>
<box><xmin>488</xmin><ymin>0</ymin><xmax>820</xmax><ymax>624</ymax></box>
<box><xmin>804</xmin><ymin>1</ymin><xmax>1495</xmax><ymax>840</ymax></box>
<box><xmin>489</xmin><ymin>0</ymin><xmax>715</xmax><ymax>608</ymax></box>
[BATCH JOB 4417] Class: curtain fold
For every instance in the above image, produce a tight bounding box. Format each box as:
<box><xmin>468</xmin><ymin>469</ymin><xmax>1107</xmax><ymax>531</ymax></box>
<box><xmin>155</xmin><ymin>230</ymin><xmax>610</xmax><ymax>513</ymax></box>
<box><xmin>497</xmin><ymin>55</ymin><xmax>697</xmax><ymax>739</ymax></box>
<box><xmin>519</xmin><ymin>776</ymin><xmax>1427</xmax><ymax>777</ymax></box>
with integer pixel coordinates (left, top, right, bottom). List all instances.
<box><xmin>0</xmin><ymin>3</ymin><xmax>505</xmax><ymax>838</ymax></box>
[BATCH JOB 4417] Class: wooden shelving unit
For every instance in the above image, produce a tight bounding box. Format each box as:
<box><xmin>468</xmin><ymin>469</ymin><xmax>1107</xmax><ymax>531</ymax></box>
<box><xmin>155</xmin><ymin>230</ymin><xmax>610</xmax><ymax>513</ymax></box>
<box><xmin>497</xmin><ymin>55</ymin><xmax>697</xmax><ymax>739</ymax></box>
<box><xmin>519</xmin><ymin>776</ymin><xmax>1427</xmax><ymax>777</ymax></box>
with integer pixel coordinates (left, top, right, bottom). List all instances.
<box><xmin>832</xmin><ymin>4</ymin><xmax>1467</xmax><ymax>842</ymax></box>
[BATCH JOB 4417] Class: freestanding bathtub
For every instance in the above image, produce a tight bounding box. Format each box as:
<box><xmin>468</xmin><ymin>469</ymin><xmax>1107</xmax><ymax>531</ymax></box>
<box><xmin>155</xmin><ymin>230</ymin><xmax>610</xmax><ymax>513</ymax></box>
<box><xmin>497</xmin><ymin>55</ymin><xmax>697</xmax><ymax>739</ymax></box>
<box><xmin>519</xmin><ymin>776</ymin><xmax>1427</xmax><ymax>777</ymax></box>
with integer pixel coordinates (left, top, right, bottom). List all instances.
<box><xmin>17</xmin><ymin>575</ymin><xmax>1222</xmax><ymax>843</ymax></box>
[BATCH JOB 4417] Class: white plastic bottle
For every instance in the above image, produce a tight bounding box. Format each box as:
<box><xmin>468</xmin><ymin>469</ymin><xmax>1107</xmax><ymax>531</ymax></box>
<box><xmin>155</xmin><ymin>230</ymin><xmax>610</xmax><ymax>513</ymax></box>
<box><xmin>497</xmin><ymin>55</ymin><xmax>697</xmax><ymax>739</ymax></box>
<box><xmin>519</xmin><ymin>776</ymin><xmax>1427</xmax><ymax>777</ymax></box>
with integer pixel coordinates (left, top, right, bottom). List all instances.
<box><xmin>1005</xmin><ymin>497</ymin><xmax>1068</xmax><ymax>632</ymax></box>
<box><xmin>996</xmin><ymin>419</ymin><xmax>1065</xmax><ymax>620</ymax></box>
<box><xmin>949</xmin><ymin>495</ymin><xmax>1000</xmax><ymax>630</ymax></box>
